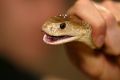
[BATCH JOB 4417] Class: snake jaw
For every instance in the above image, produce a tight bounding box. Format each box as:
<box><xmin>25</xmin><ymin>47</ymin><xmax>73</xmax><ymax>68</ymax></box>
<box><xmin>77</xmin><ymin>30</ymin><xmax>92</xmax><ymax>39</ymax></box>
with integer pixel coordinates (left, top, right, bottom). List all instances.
<box><xmin>43</xmin><ymin>34</ymin><xmax>79</xmax><ymax>45</ymax></box>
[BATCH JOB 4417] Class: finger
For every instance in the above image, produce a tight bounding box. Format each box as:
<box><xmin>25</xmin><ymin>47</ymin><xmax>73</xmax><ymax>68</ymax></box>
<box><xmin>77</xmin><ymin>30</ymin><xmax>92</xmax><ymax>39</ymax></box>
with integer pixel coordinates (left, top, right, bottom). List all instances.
<box><xmin>96</xmin><ymin>3</ymin><xmax>120</xmax><ymax>55</ymax></box>
<box><xmin>67</xmin><ymin>0</ymin><xmax>106</xmax><ymax>48</ymax></box>
<box><xmin>101</xmin><ymin>1</ymin><xmax>120</xmax><ymax>22</ymax></box>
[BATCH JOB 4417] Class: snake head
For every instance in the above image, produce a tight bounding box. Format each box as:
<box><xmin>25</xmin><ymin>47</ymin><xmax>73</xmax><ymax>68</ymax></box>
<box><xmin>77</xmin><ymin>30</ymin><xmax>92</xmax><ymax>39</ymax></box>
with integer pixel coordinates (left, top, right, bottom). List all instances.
<box><xmin>42</xmin><ymin>15</ymin><xmax>95</xmax><ymax>48</ymax></box>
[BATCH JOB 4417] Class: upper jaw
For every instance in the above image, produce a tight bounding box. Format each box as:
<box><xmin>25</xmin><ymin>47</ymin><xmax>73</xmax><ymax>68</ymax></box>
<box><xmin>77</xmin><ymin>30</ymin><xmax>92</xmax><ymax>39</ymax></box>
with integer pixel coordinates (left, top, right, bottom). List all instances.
<box><xmin>43</xmin><ymin>34</ymin><xmax>79</xmax><ymax>45</ymax></box>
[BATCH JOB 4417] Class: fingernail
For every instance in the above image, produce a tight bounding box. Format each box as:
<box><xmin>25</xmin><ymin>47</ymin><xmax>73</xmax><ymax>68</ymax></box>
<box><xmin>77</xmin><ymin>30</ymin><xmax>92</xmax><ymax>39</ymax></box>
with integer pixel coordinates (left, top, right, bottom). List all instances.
<box><xmin>96</xmin><ymin>35</ymin><xmax>105</xmax><ymax>47</ymax></box>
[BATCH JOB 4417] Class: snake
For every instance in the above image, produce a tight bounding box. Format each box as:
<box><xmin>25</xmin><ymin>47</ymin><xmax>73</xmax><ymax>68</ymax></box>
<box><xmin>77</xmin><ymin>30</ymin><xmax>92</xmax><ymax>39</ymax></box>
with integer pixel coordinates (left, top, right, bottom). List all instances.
<box><xmin>42</xmin><ymin>14</ymin><xmax>96</xmax><ymax>49</ymax></box>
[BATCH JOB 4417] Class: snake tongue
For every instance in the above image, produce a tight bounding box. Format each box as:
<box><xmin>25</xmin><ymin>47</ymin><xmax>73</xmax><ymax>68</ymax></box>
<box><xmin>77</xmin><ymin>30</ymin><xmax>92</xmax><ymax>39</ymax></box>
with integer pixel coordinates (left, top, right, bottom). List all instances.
<box><xmin>43</xmin><ymin>34</ymin><xmax>78</xmax><ymax>45</ymax></box>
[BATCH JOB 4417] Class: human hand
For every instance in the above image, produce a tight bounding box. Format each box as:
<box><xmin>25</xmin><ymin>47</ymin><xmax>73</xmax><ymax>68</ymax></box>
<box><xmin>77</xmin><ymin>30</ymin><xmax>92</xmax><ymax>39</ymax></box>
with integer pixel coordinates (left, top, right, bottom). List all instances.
<box><xmin>65</xmin><ymin>0</ymin><xmax>120</xmax><ymax>80</ymax></box>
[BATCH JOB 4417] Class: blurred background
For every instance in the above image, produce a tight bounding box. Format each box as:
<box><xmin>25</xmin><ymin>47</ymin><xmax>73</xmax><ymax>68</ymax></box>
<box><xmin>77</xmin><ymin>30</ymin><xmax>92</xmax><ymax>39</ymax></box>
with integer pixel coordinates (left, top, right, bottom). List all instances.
<box><xmin>43</xmin><ymin>45</ymin><xmax>90</xmax><ymax>80</ymax></box>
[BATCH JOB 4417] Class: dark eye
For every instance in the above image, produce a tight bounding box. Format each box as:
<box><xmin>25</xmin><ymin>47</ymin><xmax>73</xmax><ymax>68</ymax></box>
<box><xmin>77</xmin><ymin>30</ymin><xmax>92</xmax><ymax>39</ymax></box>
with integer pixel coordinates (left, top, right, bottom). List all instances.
<box><xmin>60</xmin><ymin>23</ymin><xmax>66</xmax><ymax>29</ymax></box>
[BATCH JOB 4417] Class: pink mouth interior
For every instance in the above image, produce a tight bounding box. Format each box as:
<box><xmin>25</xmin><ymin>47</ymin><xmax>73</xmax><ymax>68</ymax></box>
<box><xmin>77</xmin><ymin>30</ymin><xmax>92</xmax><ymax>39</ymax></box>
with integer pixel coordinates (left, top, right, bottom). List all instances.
<box><xmin>45</xmin><ymin>34</ymin><xmax>72</xmax><ymax>42</ymax></box>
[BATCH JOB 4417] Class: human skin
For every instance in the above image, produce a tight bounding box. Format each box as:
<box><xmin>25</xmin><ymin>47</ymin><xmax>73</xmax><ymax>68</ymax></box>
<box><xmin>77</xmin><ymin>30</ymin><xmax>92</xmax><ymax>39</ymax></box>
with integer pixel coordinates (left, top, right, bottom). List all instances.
<box><xmin>66</xmin><ymin>0</ymin><xmax>120</xmax><ymax>80</ymax></box>
<box><xmin>0</xmin><ymin>0</ymin><xmax>65</xmax><ymax>74</ymax></box>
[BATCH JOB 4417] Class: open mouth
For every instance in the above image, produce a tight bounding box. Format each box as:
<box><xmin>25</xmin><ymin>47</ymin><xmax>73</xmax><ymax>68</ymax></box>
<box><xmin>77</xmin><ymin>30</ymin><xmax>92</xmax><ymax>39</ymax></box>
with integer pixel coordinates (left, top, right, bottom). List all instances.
<box><xmin>43</xmin><ymin>34</ymin><xmax>78</xmax><ymax>45</ymax></box>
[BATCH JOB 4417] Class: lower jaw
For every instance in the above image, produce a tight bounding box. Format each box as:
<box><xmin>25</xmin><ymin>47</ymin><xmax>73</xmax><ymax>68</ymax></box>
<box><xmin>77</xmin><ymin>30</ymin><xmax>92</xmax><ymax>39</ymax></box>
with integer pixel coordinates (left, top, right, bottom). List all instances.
<box><xmin>43</xmin><ymin>34</ymin><xmax>78</xmax><ymax>45</ymax></box>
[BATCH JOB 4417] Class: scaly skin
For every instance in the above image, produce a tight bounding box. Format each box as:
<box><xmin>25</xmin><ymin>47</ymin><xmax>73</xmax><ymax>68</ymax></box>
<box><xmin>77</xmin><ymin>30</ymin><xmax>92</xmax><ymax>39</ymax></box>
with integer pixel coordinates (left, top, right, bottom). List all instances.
<box><xmin>42</xmin><ymin>14</ymin><xmax>97</xmax><ymax>49</ymax></box>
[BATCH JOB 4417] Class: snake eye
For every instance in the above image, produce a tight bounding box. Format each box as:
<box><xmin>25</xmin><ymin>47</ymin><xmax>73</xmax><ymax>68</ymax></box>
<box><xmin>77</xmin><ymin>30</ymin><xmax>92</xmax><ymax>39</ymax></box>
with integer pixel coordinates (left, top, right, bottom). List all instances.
<box><xmin>60</xmin><ymin>23</ymin><xmax>66</xmax><ymax>29</ymax></box>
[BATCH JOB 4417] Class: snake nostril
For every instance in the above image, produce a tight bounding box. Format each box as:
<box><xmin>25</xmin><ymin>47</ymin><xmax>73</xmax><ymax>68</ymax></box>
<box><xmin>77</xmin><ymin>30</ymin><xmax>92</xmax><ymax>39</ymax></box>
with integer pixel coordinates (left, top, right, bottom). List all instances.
<box><xmin>60</xmin><ymin>23</ymin><xmax>66</xmax><ymax>29</ymax></box>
